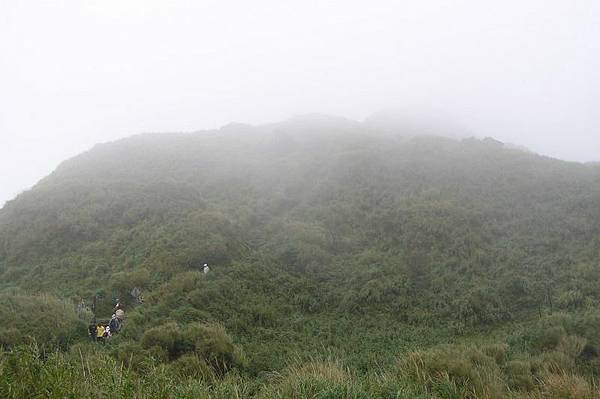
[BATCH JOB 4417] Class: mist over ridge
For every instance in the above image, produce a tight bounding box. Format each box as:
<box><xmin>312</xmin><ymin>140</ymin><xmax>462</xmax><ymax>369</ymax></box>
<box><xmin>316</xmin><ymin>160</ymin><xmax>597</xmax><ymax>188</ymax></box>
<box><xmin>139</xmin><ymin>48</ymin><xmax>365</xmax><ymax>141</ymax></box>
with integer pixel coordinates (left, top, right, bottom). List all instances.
<box><xmin>2</xmin><ymin>1</ymin><xmax>600</xmax><ymax>395</ymax></box>
<box><xmin>2</xmin><ymin>99</ymin><xmax>600</xmax><ymax>398</ymax></box>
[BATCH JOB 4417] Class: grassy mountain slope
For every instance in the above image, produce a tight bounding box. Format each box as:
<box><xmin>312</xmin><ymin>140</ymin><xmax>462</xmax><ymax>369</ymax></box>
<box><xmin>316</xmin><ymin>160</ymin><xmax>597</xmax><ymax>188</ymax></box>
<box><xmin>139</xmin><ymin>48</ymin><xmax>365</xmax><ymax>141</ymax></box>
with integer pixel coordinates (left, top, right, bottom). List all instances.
<box><xmin>1</xmin><ymin>115</ymin><xmax>600</xmax><ymax>397</ymax></box>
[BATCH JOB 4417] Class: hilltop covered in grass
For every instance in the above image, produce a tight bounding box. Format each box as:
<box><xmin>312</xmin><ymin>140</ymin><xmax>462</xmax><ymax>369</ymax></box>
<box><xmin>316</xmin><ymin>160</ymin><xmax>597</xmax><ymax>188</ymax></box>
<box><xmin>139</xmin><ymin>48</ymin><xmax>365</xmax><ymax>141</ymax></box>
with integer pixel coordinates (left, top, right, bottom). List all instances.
<box><xmin>1</xmin><ymin>114</ymin><xmax>600</xmax><ymax>397</ymax></box>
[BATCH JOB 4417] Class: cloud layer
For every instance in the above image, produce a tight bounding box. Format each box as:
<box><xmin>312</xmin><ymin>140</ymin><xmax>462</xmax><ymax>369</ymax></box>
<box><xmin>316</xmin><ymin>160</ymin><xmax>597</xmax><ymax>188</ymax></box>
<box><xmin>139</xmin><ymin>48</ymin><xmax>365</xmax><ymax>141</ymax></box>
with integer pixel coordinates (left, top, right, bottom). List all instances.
<box><xmin>1</xmin><ymin>0</ymin><xmax>598</xmax><ymax>206</ymax></box>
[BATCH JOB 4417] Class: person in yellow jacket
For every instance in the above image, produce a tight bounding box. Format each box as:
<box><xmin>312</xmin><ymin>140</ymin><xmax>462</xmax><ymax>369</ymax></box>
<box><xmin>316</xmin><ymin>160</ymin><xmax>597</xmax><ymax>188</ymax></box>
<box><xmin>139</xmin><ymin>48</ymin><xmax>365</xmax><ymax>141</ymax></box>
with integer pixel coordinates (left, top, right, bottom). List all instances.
<box><xmin>96</xmin><ymin>324</ymin><xmax>105</xmax><ymax>342</ymax></box>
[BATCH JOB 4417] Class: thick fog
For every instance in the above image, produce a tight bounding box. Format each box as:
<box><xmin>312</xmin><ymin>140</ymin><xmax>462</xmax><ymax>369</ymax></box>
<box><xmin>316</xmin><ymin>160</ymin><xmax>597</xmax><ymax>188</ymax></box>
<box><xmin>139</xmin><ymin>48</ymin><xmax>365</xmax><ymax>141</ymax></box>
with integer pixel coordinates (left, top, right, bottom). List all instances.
<box><xmin>1</xmin><ymin>0</ymin><xmax>599</xmax><ymax>207</ymax></box>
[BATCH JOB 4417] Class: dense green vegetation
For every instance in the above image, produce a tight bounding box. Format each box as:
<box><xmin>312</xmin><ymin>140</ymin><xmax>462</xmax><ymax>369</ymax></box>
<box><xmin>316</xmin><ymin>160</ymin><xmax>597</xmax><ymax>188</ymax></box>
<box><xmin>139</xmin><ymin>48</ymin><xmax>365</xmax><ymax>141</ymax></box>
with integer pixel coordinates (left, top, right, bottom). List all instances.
<box><xmin>1</xmin><ymin>115</ymin><xmax>599</xmax><ymax>397</ymax></box>
<box><xmin>0</xmin><ymin>290</ymin><xmax>88</xmax><ymax>348</ymax></box>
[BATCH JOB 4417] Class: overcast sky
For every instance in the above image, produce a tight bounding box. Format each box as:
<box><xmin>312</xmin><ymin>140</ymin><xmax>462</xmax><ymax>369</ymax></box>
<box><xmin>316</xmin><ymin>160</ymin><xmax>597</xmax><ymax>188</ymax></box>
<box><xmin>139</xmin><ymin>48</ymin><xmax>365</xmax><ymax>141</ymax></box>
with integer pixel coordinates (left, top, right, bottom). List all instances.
<box><xmin>1</xmin><ymin>0</ymin><xmax>599</xmax><ymax>207</ymax></box>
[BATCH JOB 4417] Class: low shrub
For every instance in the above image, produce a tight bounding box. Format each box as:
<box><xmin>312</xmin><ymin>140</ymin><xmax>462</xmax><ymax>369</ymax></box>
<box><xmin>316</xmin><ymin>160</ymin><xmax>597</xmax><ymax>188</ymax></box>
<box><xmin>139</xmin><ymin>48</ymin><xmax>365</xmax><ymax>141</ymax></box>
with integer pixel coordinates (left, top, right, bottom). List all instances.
<box><xmin>503</xmin><ymin>360</ymin><xmax>534</xmax><ymax>391</ymax></box>
<box><xmin>140</xmin><ymin>321</ymin><xmax>246</xmax><ymax>374</ymax></box>
<box><xmin>258</xmin><ymin>360</ymin><xmax>368</xmax><ymax>399</ymax></box>
<box><xmin>170</xmin><ymin>353</ymin><xmax>212</xmax><ymax>380</ymax></box>
<box><xmin>482</xmin><ymin>343</ymin><xmax>509</xmax><ymax>365</ymax></box>
<box><xmin>0</xmin><ymin>292</ymin><xmax>87</xmax><ymax>349</ymax></box>
<box><xmin>396</xmin><ymin>345</ymin><xmax>505</xmax><ymax>398</ymax></box>
<box><xmin>539</xmin><ymin>373</ymin><xmax>598</xmax><ymax>399</ymax></box>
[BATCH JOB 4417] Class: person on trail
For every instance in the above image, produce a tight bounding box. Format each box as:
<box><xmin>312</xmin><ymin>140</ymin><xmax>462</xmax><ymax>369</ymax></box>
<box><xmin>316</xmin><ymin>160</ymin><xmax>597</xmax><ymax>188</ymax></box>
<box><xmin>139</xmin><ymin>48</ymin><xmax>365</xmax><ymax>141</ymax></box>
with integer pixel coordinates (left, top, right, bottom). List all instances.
<box><xmin>104</xmin><ymin>325</ymin><xmax>111</xmax><ymax>338</ymax></box>
<box><xmin>109</xmin><ymin>314</ymin><xmax>119</xmax><ymax>333</ymax></box>
<box><xmin>114</xmin><ymin>299</ymin><xmax>123</xmax><ymax>312</ymax></box>
<box><xmin>96</xmin><ymin>324</ymin><xmax>105</xmax><ymax>342</ymax></box>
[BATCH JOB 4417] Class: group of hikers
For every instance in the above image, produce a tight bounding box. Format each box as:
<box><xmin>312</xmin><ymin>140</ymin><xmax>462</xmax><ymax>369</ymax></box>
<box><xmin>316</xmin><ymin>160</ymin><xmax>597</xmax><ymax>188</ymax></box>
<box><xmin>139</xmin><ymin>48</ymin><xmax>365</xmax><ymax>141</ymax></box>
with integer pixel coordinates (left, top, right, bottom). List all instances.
<box><xmin>88</xmin><ymin>300</ymin><xmax>125</xmax><ymax>342</ymax></box>
<box><xmin>93</xmin><ymin>313</ymin><xmax>121</xmax><ymax>341</ymax></box>
<box><xmin>81</xmin><ymin>264</ymin><xmax>210</xmax><ymax>342</ymax></box>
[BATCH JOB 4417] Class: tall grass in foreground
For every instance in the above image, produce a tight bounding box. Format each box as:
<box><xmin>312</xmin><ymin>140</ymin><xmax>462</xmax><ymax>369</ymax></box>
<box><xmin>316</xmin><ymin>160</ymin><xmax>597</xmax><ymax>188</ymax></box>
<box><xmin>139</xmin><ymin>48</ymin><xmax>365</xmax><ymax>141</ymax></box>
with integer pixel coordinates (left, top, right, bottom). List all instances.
<box><xmin>1</xmin><ymin>343</ymin><xmax>600</xmax><ymax>398</ymax></box>
<box><xmin>0</xmin><ymin>343</ymin><xmax>254</xmax><ymax>399</ymax></box>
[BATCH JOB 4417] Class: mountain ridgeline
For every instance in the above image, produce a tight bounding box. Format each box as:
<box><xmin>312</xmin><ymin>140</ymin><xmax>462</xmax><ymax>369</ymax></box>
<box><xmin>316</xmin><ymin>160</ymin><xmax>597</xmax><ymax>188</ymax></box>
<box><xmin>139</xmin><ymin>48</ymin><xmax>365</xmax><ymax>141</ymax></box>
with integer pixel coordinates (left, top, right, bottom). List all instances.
<box><xmin>2</xmin><ymin>115</ymin><xmax>600</xmax><ymax>398</ymax></box>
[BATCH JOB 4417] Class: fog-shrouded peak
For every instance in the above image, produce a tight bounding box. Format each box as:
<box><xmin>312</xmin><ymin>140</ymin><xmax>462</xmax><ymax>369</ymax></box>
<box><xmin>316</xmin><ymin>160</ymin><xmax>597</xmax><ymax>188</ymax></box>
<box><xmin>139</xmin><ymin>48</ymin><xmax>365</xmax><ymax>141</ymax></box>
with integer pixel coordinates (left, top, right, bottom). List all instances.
<box><xmin>364</xmin><ymin>108</ymin><xmax>472</xmax><ymax>139</ymax></box>
<box><xmin>218</xmin><ymin>122</ymin><xmax>255</xmax><ymax>133</ymax></box>
<box><xmin>269</xmin><ymin>113</ymin><xmax>363</xmax><ymax>134</ymax></box>
<box><xmin>285</xmin><ymin>113</ymin><xmax>361</xmax><ymax>127</ymax></box>
<box><xmin>215</xmin><ymin>111</ymin><xmax>470</xmax><ymax>141</ymax></box>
